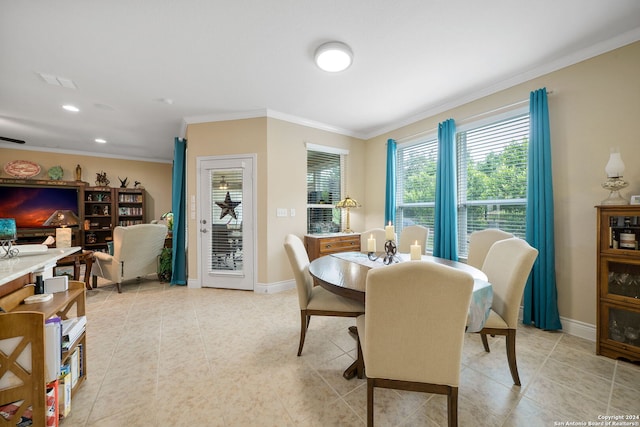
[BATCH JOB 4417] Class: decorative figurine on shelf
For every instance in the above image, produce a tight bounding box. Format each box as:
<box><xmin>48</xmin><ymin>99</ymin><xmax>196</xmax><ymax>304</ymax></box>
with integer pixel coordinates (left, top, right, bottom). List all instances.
<box><xmin>96</xmin><ymin>171</ymin><xmax>109</xmax><ymax>187</ymax></box>
<box><xmin>75</xmin><ymin>164</ymin><xmax>82</xmax><ymax>181</ymax></box>
<box><xmin>118</xmin><ymin>176</ymin><xmax>129</xmax><ymax>188</ymax></box>
<box><xmin>134</xmin><ymin>180</ymin><xmax>142</xmax><ymax>188</ymax></box>
<box><xmin>48</xmin><ymin>165</ymin><xmax>64</xmax><ymax>180</ymax></box>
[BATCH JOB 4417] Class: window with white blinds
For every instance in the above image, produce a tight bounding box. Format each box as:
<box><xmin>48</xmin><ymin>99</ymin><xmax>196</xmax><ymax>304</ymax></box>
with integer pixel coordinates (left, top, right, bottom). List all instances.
<box><xmin>307</xmin><ymin>147</ymin><xmax>345</xmax><ymax>233</ymax></box>
<box><xmin>394</xmin><ymin>112</ymin><xmax>529</xmax><ymax>256</ymax></box>
<box><xmin>395</xmin><ymin>138</ymin><xmax>438</xmax><ymax>251</ymax></box>
<box><xmin>395</xmin><ymin>137</ymin><xmax>438</xmax><ymax>251</ymax></box>
<box><xmin>456</xmin><ymin>113</ymin><xmax>529</xmax><ymax>257</ymax></box>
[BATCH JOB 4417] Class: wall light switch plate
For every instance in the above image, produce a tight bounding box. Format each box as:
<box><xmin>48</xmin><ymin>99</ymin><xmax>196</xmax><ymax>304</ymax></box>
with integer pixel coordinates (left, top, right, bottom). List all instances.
<box><xmin>277</xmin><ymin>208</ymin><xmax>287</xmax><ymax>217</ymax></box>
<box><xmin>290</xmin><ymin>208</ymin><xmax>296</xmax><ymax>217</ymax></box>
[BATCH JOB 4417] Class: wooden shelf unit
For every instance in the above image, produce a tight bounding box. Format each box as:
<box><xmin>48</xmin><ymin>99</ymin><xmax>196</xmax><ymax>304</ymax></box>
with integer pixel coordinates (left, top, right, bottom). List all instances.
<box><xmin>304</xmin><ymin>233</ymin><xmax>361</xmax><ymax>261</ymax></box>
<box><xmin>115</xmin><ymin>188</ymin><xmax>146</xmax><ymax>227</ymax></box>
<box><xmin>596</xmin><ymin>205</ymin><xmax>640</xmax><ymax>362</ymax></box>
<box><xmin>0</xmin><ymin>280</ymin><xmax>87</xmax><ymax>424</ymax></box>
<box><xmin>83</xmin><ymin>186</ymin><xmax>115</xmax><ymax>252</ymax></box>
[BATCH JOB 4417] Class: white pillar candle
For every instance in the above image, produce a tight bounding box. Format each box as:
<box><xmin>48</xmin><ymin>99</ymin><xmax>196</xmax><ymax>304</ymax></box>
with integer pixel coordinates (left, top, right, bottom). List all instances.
<box><xmin>367</xmin><ymin>234</ymin><xmax>376</xmax><ymax>252</ymax></box>
<box><xmin>410</xmin><ymin>240</ymin><xmax>421</xmax><ymax>260</ymax></box>
<box><xmin>385</xmin><ymin>222</ymin><xmax>395</xmax><ymax>241</ymax></box>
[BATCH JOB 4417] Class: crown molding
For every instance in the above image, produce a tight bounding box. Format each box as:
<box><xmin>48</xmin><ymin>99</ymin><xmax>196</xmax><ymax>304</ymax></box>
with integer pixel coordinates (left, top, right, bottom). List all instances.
<box><xmin>364</xmin><ymin>28</ymin><xmax>640</xmax><ymax>139</ymax></box>
<box><xmin>183</xmin><ymin>109</ymin><xmax>365</xmax><ymax>139</ymax></box>
<box><xmin>183</xmin><ymin>30</ymin><xmax>640</xmax><ymax>143</ymax></box>
<box><xmin>0</xmin><ymin>143</ymin><xmax>172</xmax><ymax>164</ymax></box>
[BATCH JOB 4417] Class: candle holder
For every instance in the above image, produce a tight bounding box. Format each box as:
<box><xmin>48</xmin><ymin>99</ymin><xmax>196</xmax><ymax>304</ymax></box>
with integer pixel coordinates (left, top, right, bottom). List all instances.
<box><xmin>383</xmin><ymin>240</ymin><xmax>400</xmax><ymax>265</ymax></box>
<box><xmin>0</xmin><ymin>240</ymin><xmax>18</xmax><ymax>258</ymax></box>
<box><xmin>367</xmin><ymin>251</ymin><xmax>380</xmax><ymax>261</ymax></box>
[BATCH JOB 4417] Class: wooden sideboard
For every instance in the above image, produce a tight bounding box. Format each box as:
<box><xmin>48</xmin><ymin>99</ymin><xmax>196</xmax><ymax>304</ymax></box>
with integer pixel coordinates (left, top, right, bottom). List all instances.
<box><xmin>304</xmin><ymin>233</ymin><xmax>361</xmax><ymax>261</ymax></box>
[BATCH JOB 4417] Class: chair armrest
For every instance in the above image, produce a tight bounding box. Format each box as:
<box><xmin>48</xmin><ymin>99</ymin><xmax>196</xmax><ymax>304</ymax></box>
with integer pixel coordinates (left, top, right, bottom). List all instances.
<box><xmin>93</xmin><ymin>252</ymin><xmax>114</xmax><ymax>264</ymax></box>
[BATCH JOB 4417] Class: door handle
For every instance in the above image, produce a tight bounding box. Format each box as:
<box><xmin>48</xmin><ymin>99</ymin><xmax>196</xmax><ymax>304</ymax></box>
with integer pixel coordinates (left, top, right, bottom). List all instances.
<box><xmin>200</xmin><ymin>228</ymin><xmax>208</xmax><ymax>233</ymax></box>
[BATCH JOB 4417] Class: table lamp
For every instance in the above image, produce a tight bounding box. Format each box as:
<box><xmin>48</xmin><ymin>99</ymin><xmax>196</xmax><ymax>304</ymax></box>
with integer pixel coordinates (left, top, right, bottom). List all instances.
<box><xmin>601</xmin><ymin>148</ymin><xmax>629</xmax><ymax>205</ymax></box>
<box><xmin>43</xmin><ymin>210</ymin><xmax>80</xmax><ymax>248</ymax></box>
<box><xmin>335</xmin><ymin>195</ymin><xmax>361</xmax><ymax>233</ymax></box>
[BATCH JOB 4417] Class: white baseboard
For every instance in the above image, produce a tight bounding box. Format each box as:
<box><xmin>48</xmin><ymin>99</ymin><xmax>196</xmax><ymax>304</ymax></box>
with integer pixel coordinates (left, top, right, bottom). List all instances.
<box><xmin>254</xmin><ymin>279</ymin><xmax>295</xmax><ymax>294</ymax></box>
<box><xmin>519</xmin><ymin>307</ymin><xmax>596</xmax><ymax>342</ymax></box>
<box><xmin>559</xmin><ymin>316</ymin><xmax>596</xmax><ymax>342</ymax></box>
<box><xmin>187</xmin><ymin>278</ymin><xmax>200</xmax><ymax>288</ymax></box>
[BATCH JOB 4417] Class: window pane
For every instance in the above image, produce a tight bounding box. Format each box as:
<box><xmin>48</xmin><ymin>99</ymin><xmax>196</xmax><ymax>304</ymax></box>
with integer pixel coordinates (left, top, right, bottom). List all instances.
<box><xmin>396</xmin><ymin>138</ymin><xmax>438</xmax><ymax>251</ymax></box>
<box><xmin>457</xmin><ymin>114</ymin><xmax>529</xmax><ymax>257</ymax></box>
<box><xmin>307</xmin><ymin>150</ymin><xmax>342</xmax><ymax>233</ymax></box>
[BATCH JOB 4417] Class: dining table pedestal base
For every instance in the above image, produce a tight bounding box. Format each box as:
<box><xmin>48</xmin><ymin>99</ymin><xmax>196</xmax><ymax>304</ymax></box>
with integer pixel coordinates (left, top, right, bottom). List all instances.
<box><xmin>344</xmin><ymin>325</ymin><xmax>364</xmax><ymax>380</ymax></box>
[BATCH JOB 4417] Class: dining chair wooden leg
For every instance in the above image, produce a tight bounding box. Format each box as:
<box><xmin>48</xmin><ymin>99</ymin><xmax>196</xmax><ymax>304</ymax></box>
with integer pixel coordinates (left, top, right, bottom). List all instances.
<box><xmin>356</xmin><ymin>336</ymin><xmax>364</xmax><ymax>379</ymax></box>
<box><xmin>506</xmin><ymin>329</ymin><xmax>521</xmax><ymax>386</ymax></box>
<box><xmin>447</xmin><ymin>387</ymin><xmax>458</xmax><ymax>427</ymax></box>
<box><xmin>367</xmin><ymin>378</ymin><xmax>374</xmax><ymax>427</ymax></box>
<box><xmin>481</xmin><ymin>333</ymin><xmax>490</xmax><ymax>352</ymax></box>
<box><xmin>297</xmin><ymin>310</ymin><xmax>308</xmax><ymax>356</ymax></box>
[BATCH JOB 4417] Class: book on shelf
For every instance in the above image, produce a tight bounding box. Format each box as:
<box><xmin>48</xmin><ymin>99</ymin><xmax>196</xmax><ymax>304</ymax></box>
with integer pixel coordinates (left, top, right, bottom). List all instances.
<box><xmin>44</xmin><ymin>317</ymin><xmax>62</xmax><ymax>384</ymax></box>
<box><xmin>61</xmin><ymin>316</ymin><xmax>86</xmax><ymax>351</ymax></box>
<box><xmin>59</xmin><ymin>364</ymin><xmax>71</xmax><ymax>419</ymax></box>
<box><xmin>70</xmin><ymin>346</ymin><xmax>80</xmax><ymax>389</ymax></box>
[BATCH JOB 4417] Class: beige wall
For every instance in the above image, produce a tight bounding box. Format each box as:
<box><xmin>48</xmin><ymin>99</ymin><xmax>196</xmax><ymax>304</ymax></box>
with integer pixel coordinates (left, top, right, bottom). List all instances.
<box><xmin>365</xmin><ymin>41</ymin><xmax>640</xmax><ymax>326</ymax></box>
<box><xmin>185</xmin><ymin>118</ymin><xmax>268</xmax><ymax>283</ymax></box>
<box><xmin>184</xmin><ymin>117</ymin><xmax>365</xmax><ymax>285</ymax></box>
<box><xmin>266</xmin><ymin>118</ymin><xmax>366</xmax><ymax>284</ymax></box>
<box><xmin>0</xmin><ymin>147</ymin><xmax>173</xmax><ymax>220</ymax></box>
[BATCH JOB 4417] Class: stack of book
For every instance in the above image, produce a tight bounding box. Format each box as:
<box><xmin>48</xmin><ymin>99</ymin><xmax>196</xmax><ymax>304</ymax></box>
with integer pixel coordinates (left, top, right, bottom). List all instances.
<box><xmin>61</xmin><ymin>316</ymin><xmax>86</xmax><ymax>351</ymax></box>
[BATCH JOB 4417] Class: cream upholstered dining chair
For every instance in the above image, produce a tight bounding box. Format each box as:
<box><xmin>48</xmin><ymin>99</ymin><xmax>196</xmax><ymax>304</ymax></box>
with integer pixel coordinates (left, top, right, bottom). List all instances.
<box><xmin>477</xmin><ymin>237</ymin><xmax>538</xmax><ymax>386</ymax></box>
<box><xmin>356</xmin><ymin>262</ymin><xmax>474</xmax><ymax>427</ymax></box>
<box><xmin>93</xmin><ymin>223</ymin><xmax>168</xmax><ymax>293</ymax></box>
<box><xmin>360</xmin><ymin>228</ymin><xmax>387</xmax><ymax>253</ymax></box>
<box><xmin>466</xmin><ymin>228</ymin><xmax>513</xmax><ymax>269</ymax></box>
<box><xmin>283</xmin><ymin>234</ymin><xmax>365</xmax><ymax>356</ymax></box>
<box><xmin>398</xmin><ymin>224</ymin><xmax>429</xmax><ymax>254</ymax></box>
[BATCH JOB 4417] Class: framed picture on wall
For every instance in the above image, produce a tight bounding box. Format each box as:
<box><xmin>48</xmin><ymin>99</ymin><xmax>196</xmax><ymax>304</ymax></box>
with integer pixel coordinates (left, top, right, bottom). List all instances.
<box><xmin>630</xmin><ymin>195</ymin><xmax>640</xmax><ymax>205</ymax></box>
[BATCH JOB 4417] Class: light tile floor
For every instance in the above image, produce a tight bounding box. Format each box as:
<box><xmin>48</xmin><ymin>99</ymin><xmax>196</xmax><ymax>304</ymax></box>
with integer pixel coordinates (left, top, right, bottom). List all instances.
<box><xmin>62</xmin><ymin>278</ymin><xmax>640</xmax><ymax>426</ymax></box>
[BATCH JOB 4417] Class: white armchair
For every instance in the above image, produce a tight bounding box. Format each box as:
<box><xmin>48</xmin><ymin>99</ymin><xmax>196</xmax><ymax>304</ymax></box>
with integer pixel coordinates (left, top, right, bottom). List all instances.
<box><xmin>93</xmin><ymin>223</ymin><xmax>168</xmax><ymax>293</ymax></box>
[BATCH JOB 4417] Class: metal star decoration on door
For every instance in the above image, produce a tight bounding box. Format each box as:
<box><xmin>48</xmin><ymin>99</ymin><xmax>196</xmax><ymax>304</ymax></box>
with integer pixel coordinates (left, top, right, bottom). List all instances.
<box><xmin>216</xmin><ymin>192</ymin><xmax>241</xmax><ymax>220</ymax></box>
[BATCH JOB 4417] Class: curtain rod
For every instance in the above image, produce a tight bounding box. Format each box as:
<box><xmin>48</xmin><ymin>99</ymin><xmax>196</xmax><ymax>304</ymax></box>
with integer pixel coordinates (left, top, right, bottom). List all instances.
<box><xmin>394</xmin><ymin>90</ymin><xmax>553</xmax><ymax>144</ymax></box>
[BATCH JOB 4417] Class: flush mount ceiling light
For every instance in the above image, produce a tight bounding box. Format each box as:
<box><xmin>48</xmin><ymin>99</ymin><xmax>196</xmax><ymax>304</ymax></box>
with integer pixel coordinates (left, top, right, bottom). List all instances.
<box><xmin>95</xmin><ymin>138</ymin><xmax>107</xmax><ymax>144</ymax></box>
<box><xmin>314</xmin><ymin>41</ymin><xmax>353</xmax><ymax>72</ymax></box>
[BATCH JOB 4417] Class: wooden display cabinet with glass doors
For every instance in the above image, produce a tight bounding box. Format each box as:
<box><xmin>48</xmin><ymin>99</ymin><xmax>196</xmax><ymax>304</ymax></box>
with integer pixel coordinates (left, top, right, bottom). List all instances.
<box><xmin>596</xmin><ymin>205</ymin><xmax>640</xmax><ymax>362</ymax></box>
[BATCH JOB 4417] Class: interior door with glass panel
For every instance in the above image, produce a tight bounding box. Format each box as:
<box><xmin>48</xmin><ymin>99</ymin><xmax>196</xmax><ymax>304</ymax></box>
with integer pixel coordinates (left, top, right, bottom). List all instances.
<box><xmin>199</xmin><ymin>156</ymin><xmax>254</xmax><ymax>290</ymax></box>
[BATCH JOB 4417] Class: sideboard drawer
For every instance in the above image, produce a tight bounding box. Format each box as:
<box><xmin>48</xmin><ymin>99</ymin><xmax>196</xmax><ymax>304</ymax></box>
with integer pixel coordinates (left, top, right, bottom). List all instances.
<box><xmin>304</xmin><ymin>234</ymin><xmax>361</xmax><ymax>261</ymax></box>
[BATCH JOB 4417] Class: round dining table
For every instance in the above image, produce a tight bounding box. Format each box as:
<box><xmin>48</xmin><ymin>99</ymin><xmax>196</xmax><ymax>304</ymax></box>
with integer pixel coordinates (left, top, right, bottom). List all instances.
<box><xmin>309</xmin><ymin>251</ymin><xmax>488</xmax><ymax>304</ymax></box>
<box><xmin>308</xmin><ymin>251</ymin><xmax>491</xmax><ymax>379</ymax></box>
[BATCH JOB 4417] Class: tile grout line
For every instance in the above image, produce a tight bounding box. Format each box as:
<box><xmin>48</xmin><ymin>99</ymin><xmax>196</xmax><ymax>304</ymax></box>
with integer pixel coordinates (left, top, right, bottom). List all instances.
<box><xmin>606</xmin><ymin>361</ymin><xmax>617</xmax><ymax>415</ymax></box>
<box><xmin>499</xmin><ymin>329</ymin><xmax>564</xmax><ymax>427</ymax></box>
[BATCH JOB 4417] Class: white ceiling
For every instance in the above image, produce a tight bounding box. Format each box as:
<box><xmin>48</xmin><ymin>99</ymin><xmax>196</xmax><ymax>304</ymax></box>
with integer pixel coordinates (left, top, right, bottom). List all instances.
<box><xmin>1</xmin><ymin>1</ymin><xmax>639</xmax><ymax>162</ymax></box>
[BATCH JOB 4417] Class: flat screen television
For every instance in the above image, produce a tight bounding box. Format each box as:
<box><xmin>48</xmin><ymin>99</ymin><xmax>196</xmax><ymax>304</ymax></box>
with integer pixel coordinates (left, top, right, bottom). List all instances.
<box><xmin>0</xmin><ymin>184</ymin><xmax>81</xmax><ymax>230</ymax></box>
